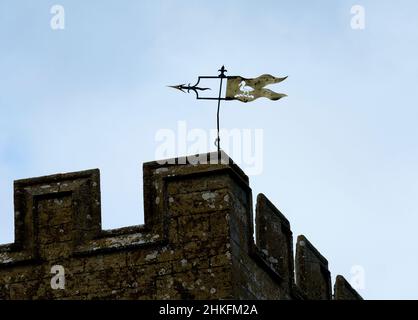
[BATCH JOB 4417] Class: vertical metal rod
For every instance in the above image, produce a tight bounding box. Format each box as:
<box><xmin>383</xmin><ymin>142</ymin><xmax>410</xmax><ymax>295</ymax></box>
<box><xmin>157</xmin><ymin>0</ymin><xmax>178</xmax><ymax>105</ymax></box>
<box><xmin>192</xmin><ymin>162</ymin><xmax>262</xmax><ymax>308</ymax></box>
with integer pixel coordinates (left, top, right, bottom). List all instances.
<box><xmin>216</xmin><ymin>77</ymin><xmax>224</xmax><ymax>154</ymax></box>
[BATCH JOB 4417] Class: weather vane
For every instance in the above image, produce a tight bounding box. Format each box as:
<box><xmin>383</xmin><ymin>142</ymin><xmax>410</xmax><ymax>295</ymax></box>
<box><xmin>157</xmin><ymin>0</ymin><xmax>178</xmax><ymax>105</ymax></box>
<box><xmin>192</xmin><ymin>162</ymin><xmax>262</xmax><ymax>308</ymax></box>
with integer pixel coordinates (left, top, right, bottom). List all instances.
<box><xmin>169</xmin><ymin>66</ymin><xmax>287</xmax><ymax>153</ymax></box>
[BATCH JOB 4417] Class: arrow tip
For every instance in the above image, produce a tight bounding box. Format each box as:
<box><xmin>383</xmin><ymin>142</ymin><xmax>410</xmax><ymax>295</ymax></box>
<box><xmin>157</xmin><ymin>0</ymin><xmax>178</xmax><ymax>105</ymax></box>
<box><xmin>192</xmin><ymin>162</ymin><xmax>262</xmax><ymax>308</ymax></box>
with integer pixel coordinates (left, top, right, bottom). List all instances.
<box><xmin>167</xmin><ymin>84</ymin><xmax>186</xmax><ymax>93</ymax></box>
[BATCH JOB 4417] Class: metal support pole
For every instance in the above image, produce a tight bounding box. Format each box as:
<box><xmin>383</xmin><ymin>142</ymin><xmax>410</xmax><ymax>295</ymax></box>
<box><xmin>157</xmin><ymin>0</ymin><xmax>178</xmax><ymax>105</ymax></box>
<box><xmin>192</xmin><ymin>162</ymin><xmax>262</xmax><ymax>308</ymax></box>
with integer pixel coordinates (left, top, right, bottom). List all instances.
<box><xmin>216</xmin><ymin>66</ymin><xmax>227</xmax><ymax>154</ymax></box>
<box><xmin>216</xmin><ymin>78</ymin><xmax>224</xmax><ymax>154</ymax></box>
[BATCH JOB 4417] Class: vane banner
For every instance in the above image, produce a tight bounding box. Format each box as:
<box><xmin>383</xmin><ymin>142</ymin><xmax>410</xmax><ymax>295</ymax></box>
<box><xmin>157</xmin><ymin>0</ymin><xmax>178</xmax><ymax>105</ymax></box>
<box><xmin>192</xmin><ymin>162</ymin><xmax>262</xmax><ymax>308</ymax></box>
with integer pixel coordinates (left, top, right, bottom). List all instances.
<box><xmin>226</xmin><ymin>74</ymin><xmax>287</xmax><ymax>103</ymax></box>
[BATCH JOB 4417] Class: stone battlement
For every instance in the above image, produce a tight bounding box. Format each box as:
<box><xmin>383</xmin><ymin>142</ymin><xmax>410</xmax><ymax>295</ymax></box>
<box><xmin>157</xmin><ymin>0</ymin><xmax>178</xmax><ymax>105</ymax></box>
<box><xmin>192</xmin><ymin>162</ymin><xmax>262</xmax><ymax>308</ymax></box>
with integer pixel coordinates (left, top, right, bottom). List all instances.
<box><xmin>0</xmin><ymin>152</ymin><xmax>362</xmax><ymax>300</ymax></box>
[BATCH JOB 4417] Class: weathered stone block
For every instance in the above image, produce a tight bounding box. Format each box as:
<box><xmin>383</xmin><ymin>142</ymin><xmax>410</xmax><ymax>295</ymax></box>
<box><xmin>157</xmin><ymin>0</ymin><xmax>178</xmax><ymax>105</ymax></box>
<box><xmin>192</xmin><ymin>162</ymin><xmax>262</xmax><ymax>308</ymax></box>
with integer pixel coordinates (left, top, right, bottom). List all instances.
<box><xmin>295</xmin><ymin>235</ymin><xmax>332</xmax><ymax>300</ymax></box>
<box><xmin>255</xmin><ymin>193</ymin><xmax>294</xmax><ymax>293</ymax></box>
<box><xmin>334</xmin><ymin>275</ymin><xmax>363</xmax><ymax>300</ymax></box>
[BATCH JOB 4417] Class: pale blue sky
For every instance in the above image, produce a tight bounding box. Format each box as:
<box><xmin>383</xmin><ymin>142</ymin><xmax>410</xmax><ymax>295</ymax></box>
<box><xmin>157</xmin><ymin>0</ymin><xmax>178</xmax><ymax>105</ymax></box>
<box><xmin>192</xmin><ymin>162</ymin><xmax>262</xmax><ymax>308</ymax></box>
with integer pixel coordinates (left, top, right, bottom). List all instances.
<box><xmin>1</xmin><ymin>0</ymin><xmax>418</xmax><ymax>299</ymax></box>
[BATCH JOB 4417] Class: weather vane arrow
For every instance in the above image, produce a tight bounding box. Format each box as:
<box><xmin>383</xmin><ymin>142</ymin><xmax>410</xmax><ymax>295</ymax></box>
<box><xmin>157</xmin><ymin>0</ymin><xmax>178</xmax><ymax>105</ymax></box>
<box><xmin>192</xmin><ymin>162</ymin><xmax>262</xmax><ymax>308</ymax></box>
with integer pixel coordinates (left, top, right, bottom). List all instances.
<box><xmin>167</xmin><ymin>84</ymin><xmax>211</xmax><ymax>95</ymax></box>
<box><xmin>168</xmin><ymin>66</ymin><xmax>287</xmax><ymax>153</ymax></box>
